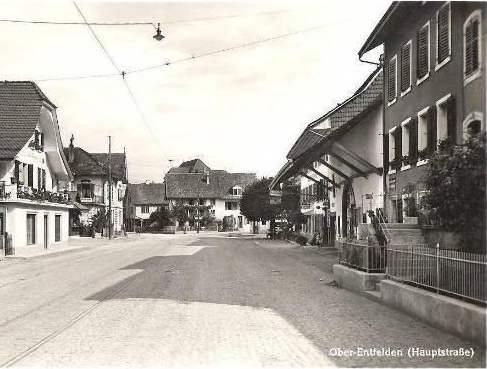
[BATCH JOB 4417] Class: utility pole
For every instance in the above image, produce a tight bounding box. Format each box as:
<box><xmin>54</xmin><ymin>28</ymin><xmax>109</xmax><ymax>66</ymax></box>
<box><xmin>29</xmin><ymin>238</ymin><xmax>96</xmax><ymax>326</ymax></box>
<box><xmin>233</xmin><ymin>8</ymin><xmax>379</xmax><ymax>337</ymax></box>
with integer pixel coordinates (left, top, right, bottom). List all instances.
<box><xmin>108</xmin><ymin>136</ymin><xmax>112</xmax><ymax>240</ymax></box>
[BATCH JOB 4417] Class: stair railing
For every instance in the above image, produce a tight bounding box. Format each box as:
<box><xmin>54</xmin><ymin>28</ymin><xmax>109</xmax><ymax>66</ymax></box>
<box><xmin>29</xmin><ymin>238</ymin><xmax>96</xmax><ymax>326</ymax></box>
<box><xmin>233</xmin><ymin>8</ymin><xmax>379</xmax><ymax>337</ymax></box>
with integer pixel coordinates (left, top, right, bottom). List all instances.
<box><xmin>376</xmin><ymin>209</ymin><xmax>391</xmax><ymax>244</ymax></box>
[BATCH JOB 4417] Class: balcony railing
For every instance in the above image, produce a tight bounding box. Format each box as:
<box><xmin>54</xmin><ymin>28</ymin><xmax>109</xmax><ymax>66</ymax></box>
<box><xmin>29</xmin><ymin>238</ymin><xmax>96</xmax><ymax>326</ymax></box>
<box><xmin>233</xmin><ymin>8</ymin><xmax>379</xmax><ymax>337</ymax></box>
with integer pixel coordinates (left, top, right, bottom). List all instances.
<box><xmin>79</xmin><ymin>195</ymin><xmax>104</xmax><ymax>204</ymax></box>
<box><xmin>0</xmin><ymin>182</ymin><xmax>70</xmax><ymax>205</ymax></box>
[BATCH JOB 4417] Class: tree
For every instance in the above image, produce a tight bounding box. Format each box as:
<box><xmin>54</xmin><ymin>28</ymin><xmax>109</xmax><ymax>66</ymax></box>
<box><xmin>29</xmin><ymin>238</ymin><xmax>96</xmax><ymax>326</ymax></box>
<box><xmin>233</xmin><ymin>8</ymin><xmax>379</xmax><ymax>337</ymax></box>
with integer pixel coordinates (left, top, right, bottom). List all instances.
<box><xmin>240</xmin><ymin>177</ymin><xmax>279</xmax><ymax>222</ymax></box>
<box><xmin>240</xmin><ymin>177</ymin><xmax>303</xmax><ymax>234</ymax></box>
<box><xmin>148</xmin><ymin>208</ymin><xmax>174</xmax><ymax>228</ymax></box>
<box><xmin>421</xmin><ymin>133</ymin><xmax>486</xmax><ymax>253</ymax></box>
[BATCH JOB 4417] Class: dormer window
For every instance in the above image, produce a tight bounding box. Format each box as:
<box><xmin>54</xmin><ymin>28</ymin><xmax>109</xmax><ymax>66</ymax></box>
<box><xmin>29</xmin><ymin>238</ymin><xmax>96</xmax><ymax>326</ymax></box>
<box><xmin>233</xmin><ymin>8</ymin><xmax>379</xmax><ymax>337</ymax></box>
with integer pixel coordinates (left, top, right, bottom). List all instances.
<box><xmin>232</xmin><ymin>186</ymin><xmax>242</xmax><ymax>196</ymax></box>
<box><xmin>34</xmin><ymin>129</ymin><xmax>44</xmax><ymax>151</ymax></box>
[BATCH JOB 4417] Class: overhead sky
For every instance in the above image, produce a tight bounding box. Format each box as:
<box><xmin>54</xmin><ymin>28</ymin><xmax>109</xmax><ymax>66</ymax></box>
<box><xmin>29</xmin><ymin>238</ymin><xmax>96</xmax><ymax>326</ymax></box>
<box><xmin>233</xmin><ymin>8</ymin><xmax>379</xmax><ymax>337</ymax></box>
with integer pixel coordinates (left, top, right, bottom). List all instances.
<box><xmin>0</xmin><ymin>0</ymin><xmax>389</xmax><ymax>183</ymax></box>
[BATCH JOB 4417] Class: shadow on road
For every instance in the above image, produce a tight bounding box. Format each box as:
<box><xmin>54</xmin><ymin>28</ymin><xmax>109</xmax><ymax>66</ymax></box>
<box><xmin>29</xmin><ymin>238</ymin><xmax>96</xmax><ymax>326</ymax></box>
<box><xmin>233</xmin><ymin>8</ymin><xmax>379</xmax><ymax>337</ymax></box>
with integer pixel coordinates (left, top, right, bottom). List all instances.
<box><xmin>85</xmin><ymin>237</ymin><xmax>485</xmax><ymax>368</ymax></box>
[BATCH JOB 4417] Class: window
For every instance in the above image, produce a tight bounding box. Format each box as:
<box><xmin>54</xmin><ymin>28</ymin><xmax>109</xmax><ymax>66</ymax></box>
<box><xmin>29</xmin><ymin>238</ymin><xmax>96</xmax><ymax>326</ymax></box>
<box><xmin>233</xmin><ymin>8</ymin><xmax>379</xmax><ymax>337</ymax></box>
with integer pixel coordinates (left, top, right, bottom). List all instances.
<box><xmin>464</xmin><ymin>10</ymin><xmax>482</xmax><ymax>83</ymax></box>
<box><xmin>401</xmin><ymin>118</ymin><xmax>415</xmax><ymax>169</ymax></box>
<box><xmin>387</xmin><ymin>55</ymin><xmax>397</xmax><ymax>104</ymax></box>
<box><xmin>417</xmin><ymin>21</ymin><xmax>430</xmax><ymax>83</ymax></box>
<box><xmin>232</xmin><ymin>186</ymin><xmax>242</xmax><ymax>196</ymax></box>
<box><xmin>401</xmin><ymin>41</ymin><xmax>412</xmax><ymax>94</ymax></box>
<box><xmin>79</xmin><ymin>183</ymin><xmax>93</xmax><ymax>198</ymax></box>
<box><xmin>463</xmin><ymin>112</ymin><xmax>484</xmax><ymax>140</ymax></box>
<box><xmin>210</xmin><ymin>199</ymin><xmax>216</xmax><ymax>205</ymax></box>
<box><xmin>417</xmin><ymin>107</ymin><xmax>430</xmax><ymax>162</ymax></box>
<box><xmin>225</xmin><ymin>201</ymin><xmax>238</xmax><ymax>210</ymax></box>
<box><xmin>41</xmin><ymin>169</ymin><xmax>46</xmax><ymax>190</ymax></box>
<box><xmin>436</xmin><ymin>94</ymin><xmax>454</xmax><ymax>146</ymax></box>
<box><xmin>436</xmin><ymin>2</ymin><xmax>451</xmax><ymax>69</ymax></box>
<box><xmin>388</xmin><ymin>127</ymin><xmax>397</xmax><ymax>172</ymax></box>
<box><xmin>26</xmin><ymin>214</ymin><xmax>36</xmax><ymax>245</ymax></box>
<box><xmin>141</xmin><ymin>206</ymin><xmax>150</xmax><ymax>214</ymax></box>
<box><xmin>55</xmin><ymin>215</ymin><xmax>61</xmax><ymax>242</ymax></box>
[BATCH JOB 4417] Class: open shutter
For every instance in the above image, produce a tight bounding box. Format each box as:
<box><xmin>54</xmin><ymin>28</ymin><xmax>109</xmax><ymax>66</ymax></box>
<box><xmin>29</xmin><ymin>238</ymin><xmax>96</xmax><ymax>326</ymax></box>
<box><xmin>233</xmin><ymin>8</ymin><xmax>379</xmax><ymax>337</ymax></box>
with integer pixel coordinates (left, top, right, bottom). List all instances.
<box><xmin>388</xmin><ymin>58</ymin><xmax>397</xmax><ymax>102</ymax></box>
<box><xmin>409</xmin><ymin>118</ymin><xmax>418</xmax><ymax>164</ymax></box>
<box><xmin>437</xmin><ymin>4</ymin><xmax>450</xmax><ymax>63</ymax></box>
<box><xmin>395</xmin><ymin>129</ymin><xmax>402</xmax><ymax>169</ymax></box>
<box><xmin>42</xmin><ymin>170</ymin><xmax>46</xmax><ymax>190</ymax></box>
<box><xmin>37</xmin><ymin>168</ymin><xmax>42</xmax><ymax>189</ymax></box>
<box><xmin>14</xmin><ymin>161</ymin><xmax>20</xmax><ymax>184</ymax></box>
<box><xmin>27</xmin><ymin>164</ymin><xmax>34</xmax><ymax>187</ymax></box>
<box><xmin>401</xmin><ymin>44</ymin><xmax>411</xmax><ymax>91</ymax></box>
<box><xmin>427</xmin><ymin>106</ymin><xmax>437</xmax><ymax>156</ymax></box>
<box><xmin>446</xmin><ymin>96</ymin><xmax>456</xmax><ymax>144</ymax></box>
<box><xmin>417</xmin><ymin>25</ymin><xmax>429</xmax><ymax>78</ymax></box>
<box><xmin>383</xmin><ymin>132</ymin><xmax>389</xmax><ymax>171</ymax></box>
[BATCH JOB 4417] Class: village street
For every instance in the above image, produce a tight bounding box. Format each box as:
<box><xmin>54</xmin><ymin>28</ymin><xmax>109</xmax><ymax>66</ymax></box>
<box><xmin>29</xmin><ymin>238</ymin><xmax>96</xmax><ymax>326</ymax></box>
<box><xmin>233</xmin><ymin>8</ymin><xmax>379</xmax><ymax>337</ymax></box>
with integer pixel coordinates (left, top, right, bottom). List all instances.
<box><xmin>0</xmin><ymin>233</ymin><xmax>484</xmax><ymax>368</ymax></box>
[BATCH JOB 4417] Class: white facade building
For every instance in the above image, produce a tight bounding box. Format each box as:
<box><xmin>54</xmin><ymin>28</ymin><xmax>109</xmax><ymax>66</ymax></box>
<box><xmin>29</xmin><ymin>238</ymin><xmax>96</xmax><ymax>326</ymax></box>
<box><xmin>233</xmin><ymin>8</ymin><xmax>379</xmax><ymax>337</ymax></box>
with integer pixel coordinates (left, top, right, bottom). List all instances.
<box><xmin>0</xmin><ymin>82</ymin><xmax>73</xmax><ymax>250</ymax></box>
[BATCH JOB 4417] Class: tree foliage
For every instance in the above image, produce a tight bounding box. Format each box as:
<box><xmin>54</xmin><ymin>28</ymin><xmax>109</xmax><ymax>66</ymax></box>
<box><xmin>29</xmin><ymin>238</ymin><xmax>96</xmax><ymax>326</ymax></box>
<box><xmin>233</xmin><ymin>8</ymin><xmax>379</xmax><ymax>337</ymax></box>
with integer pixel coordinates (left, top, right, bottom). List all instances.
<box><xmin>240</xmin><ymin>177</ymin><xmax>302</xmax><ymax>224</ymax></box>
<box><xmin>240</xmin><ymin>178</ymin><xmax>278</xmax><ymax>222</ymax></box>
<box><xmin>421</xmin><ymin>134</ymin><xmax>486</xmax><ymax>253</ymax></box>
<box><xmin>148</xmin><ymin>207</ymin><xmax>175</xmax><ymax>228</ymax></box>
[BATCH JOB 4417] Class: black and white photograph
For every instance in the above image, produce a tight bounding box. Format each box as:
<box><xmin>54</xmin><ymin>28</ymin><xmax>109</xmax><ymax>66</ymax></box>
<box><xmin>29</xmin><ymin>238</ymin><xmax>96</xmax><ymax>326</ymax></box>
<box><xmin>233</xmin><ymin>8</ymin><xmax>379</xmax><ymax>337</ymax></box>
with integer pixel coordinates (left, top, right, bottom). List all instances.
<box><xmin>0</xmin><ymin>1</ymin><xmax>485</xmax><ymax>367</ymax></box>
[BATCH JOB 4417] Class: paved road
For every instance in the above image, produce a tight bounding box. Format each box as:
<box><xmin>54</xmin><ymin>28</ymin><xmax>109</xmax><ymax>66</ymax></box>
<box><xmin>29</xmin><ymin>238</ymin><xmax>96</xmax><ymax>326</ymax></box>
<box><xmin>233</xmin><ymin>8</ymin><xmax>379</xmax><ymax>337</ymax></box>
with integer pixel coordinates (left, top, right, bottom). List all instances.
<box><xmin>0</xmin><ymin>234</ymin><xmax>484</xmax><ymax>368</ymax></box>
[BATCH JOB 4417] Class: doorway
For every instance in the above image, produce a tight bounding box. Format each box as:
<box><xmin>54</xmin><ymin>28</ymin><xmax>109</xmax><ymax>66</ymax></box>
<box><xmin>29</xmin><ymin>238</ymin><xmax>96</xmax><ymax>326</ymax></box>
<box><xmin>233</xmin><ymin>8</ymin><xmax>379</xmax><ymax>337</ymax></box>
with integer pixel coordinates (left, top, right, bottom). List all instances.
<box><xmin>44</xmin><ymin>215</ymin><xmax>48</xmax><ymax>249</ymax></box>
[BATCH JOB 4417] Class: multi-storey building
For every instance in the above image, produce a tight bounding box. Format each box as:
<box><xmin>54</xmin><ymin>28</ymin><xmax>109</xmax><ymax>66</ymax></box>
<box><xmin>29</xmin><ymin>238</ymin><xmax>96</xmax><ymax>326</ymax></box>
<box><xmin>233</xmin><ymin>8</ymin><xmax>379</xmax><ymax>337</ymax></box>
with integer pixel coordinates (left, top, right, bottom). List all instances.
<box><xmin>64</xmin><ymin>136</ymin><xmax>128</xmax><ymax>235</ymax></box>
<box><xmin>359</xmin><ymin>1</ymin><xmax>486</xmax><ymax>222</ymax></box>
<box><xmin>165</xmin><ymin>159</ymin><xmax>257</xmax><ymax>231</ymax></box>
<box><xmin>125</xmin><ymin>182</ymin><xmax>168</xmax><ymax>230</ymax></box>
<box><xmin>0</xmin><ymin>81</ymin><xmax>73</xmax><ymax>250</ymax></box>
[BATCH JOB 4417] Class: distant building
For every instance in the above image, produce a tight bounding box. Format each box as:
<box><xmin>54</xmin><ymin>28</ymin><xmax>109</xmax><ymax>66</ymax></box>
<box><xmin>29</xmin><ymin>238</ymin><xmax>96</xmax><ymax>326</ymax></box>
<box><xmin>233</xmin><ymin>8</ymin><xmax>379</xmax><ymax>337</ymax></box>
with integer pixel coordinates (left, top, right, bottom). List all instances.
<box><xmin>165</xmin><ymin>159</ymin><xmax>257</xmax><ymax>231</ymax></box>
<box><xmin>125</xmin><ymin>182</ymin><xmax>168</xmax><ymax>230</ymax></box>
<box><xmin>0</xmin><ymin>81</ymin><xmax>73</xmax><ymax>249</ymax></box>
<box><xmin>63</xmin><ymin>136</ymin><xmax>128</xmax><ymax>235</ymax></box>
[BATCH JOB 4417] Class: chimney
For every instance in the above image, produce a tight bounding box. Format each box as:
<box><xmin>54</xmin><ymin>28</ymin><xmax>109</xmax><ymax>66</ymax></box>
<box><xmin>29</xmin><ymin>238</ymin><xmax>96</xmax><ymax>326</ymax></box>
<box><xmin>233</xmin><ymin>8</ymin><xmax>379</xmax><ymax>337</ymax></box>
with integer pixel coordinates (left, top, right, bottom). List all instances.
<box><xmin>206</xmin><ymin>172</ymin><xmax>209</xmax><ymax>184</ymax></box>
<box><xmin>68</xmin><ymin>134</ymin><xmax>75</xmax><ymax>163</ymax></box>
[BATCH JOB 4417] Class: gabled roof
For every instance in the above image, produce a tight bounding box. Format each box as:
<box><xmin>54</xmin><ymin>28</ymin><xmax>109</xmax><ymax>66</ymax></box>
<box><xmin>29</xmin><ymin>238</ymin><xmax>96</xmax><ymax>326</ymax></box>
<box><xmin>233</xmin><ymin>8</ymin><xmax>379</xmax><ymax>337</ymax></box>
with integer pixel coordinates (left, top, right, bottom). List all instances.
<box><xmin>127</xmin><ymin>183</ymin><xmax>168</xmax><ymax>205</ymax></box>
<box><xmin>270</xmin><ymin>68</ymin><xmax>383</xmax><ymax>189</ymax></box>
<box><xmin>167</xmin><ymin>159</ymin><xmax>211</xmax><ymax>174</ymax></box>
<box><xmin>91</xmin><ymin>153</ymin><xmax>127</xmax><ymax>182</ymax></box>
<box><xmin>358</xmin><ymin>2</ymin><xmax>416</xmax><ymax>57</ymax></box>
<box><xmin>63</xmin><ymin>148</ymin><xmax>127</xmax><ymax>182</ymax></box>
<box><xmin>0</xmin><ymin>81</ymin><xmax>57</xmax><ymax>160</ymax></box>
<box><xmin>165</xmin><ymin>171</ymin><xmax>256</xmax><ymax>199</ymax></box>
<box><xmin>286</xmin><ymin>68</ymin><xmax>383</xmax><ymax>161</ymax></box>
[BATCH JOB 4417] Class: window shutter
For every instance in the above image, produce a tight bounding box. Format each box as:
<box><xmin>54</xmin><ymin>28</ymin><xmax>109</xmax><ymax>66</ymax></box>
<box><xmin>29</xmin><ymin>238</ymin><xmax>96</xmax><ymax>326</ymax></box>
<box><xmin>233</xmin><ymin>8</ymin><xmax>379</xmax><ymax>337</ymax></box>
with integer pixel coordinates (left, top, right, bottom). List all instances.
<box><xmin>446</xmin><ymin>96</ymin><xmax>456</xmax><ymax>143</ymax></box>
<box><xmin>34</xmin><ymin>130</ymin><xmax>40</xmax><ymax>148</ymax></box>
<box><xmin>417</xmin><ymin>25</ymin><xmax>429</xmax><ymax>79</ymax></box>
<box><xmin>40</xmin><ymin>132</ymin><xmax>44</xmax><ymax>148</ymax></box>
<box><xmin>437</xmin><ymin>4</ymin><xmax>450</xmax><ymax>63</ymax></box>
<box><xmin>27</xmin><ymin>164</ymin><xmax>34</xmax><ymax>187</ymax></box>
<box><xmin>14</xmin><ymin>161</ymin><xmax>20</xmax><ymax>183</ymax></box>
<box><xmin>409</xmin><ymin>118</ymin><xmax>418</xmax><ymax>163</ymax></box>
<box><xmin>401</xmin><ymin>44</ymin><xmax>411</xmax><ymax>91</ymax></box>
<box><xmin>383</xmin><ymin>133</ymin><xmax>389</xmax><ymax>171</ymax></box>
<box><xmin>395</xmin><ymin>129</ymin><xmax>402</xmax><ymax>168</ymax></box>
<box><xmin>427</xmin><ymin>106</ymin><xmax>437</xmax><ymax>156</ymax></box>
<box><xmin>42</xmin><ymin>170</ymin><xmax>46</xmax><ymax>189</ymax></box>
<box><xmin>388</xmin><ymin>58</ymin><xmax>396</xmax><ymax>102</ymax></box>
<box><xmin>465</xmin><ymin>18</ymin><xmax>479</xmax><ymax>76</ymax></box>
<box><xmin>37</xmin><ymin>168</ymin><xmax>42</xmax><ymax>189</ymax></box>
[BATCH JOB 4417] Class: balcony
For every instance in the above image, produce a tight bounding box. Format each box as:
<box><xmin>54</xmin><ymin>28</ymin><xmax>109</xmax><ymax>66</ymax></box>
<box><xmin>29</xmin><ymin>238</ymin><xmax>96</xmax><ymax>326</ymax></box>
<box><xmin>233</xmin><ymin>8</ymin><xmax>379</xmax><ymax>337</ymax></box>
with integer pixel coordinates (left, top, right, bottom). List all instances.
<box><xmin>78</xmin><ymin>194</ymin><xmax>104</xmax><ymax>204</ymax></box>
<box><xmin>0</xmin><ymin>182</ymin><xmax>71</xmax><ymax>205</ymax></box>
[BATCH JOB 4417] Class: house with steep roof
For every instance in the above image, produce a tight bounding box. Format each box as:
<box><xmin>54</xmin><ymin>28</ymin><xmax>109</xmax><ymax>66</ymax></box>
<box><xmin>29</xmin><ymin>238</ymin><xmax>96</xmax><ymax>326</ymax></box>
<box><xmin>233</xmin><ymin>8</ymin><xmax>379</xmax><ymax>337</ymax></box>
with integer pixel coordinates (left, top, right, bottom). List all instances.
<box><xmin>0</xmin><ymin>81</ymin><xmax>73</xmax><ymax>250</ymax></box>
<box><xmin>165</xmin><ymin>160</ymin><xmax>257</xmax><ymax>231</ymax></box>
<box><xmin>63</xmin><ymin>136</ymin><xmax>128</xmax><ymax>235</ymax></box>
<box><xmin>125</xmin><ymin>182</ymin><xmax>168</xmax><ymax>230</ymax></box>
<box><xmin>270</xmin><ymin>68</ymin><xmax>383</xmax><ymax>244</ymax></box>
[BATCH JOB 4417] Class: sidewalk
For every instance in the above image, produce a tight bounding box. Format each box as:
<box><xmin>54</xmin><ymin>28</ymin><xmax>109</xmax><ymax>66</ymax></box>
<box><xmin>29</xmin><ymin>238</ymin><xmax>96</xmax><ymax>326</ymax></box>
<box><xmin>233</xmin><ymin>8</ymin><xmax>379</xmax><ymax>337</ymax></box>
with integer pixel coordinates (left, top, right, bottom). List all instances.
<box><xmin>4</xmin><ymin>234</ymin><xmax>135</xmax><ymax>259</ymax></box>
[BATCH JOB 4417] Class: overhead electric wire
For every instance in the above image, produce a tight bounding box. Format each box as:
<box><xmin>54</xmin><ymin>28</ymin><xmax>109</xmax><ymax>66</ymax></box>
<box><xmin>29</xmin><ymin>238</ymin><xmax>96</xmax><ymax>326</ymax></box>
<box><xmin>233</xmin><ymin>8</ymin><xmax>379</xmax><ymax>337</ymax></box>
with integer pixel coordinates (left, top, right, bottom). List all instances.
<box><xmin>126</xmin><ymin>22</ymin><xmax>337</xmax><ymax>75</ymax></box>
<box><xmin>73</xmin><ymin>2</ymin><xmax>121</xmax><ymax>74</ymax></box>
<box><xmin>72</xmin><ymin>1</ymin><xmax>167</xmax><ymax>160</ymax></box>
<box><xmin>24</xmin><ymin>20</ymin><xmax>337</xmax><ymax>83</ymax></box>
<box><xmin>0</xmin><ymin>9</ymin><xmax>295</xmax><ymax>27</ymax></box>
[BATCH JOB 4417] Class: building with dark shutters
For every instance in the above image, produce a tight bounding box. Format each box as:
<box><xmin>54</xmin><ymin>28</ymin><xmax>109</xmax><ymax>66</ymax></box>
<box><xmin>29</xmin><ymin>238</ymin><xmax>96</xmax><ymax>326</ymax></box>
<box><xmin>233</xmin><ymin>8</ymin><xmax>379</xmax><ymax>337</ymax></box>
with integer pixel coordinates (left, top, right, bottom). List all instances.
<box><xmin>359</xmin><ymin>1</ymin><xmax>486</xmax><ymax>223</ymax></box>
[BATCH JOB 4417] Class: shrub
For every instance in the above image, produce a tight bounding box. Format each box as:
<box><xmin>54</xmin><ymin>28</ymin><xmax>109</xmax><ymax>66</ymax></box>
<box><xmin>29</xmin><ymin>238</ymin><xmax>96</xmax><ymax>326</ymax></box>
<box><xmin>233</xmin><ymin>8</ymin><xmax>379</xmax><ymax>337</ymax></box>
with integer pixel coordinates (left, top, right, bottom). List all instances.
<box><xmin>295</xmin><ymin>235</ymin><xmax>308</xmax><ymax>246</ymax></box>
